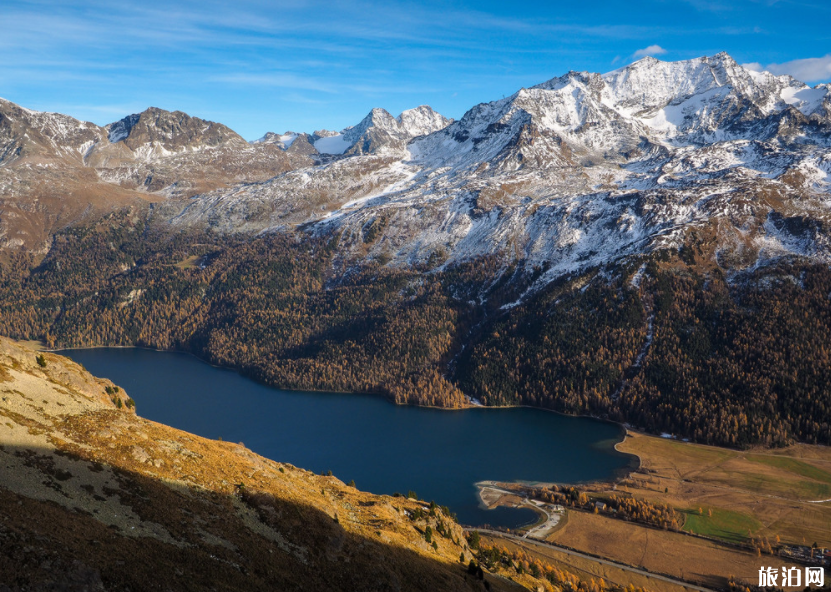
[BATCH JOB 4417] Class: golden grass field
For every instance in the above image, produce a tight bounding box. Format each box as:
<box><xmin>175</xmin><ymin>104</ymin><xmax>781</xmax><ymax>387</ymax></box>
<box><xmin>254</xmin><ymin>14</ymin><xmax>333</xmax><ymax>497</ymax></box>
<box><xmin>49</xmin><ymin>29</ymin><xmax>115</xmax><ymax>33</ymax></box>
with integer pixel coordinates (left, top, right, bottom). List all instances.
<box><xmin>614</xmin><ymin>432</ymin><xmax>831</xmax><ymax>547</ymax></box>
<box><xmin>481</xmin><ymin>534</ymin><xmax>696</xmax><ymax>592</ymax></box>
<box><xmin>546</xmin><ymin>511</ymin><xmax>806</xmax><ymax>591</ymax></box>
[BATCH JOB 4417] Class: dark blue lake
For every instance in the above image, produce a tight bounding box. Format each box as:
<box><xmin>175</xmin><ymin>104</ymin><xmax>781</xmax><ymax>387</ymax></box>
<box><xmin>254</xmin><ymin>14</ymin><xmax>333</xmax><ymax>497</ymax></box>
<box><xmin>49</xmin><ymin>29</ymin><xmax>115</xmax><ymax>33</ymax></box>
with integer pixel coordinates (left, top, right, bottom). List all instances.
<box><xmin>62</xmin><ymin>347</ymin><xmax>635</xmax><ymax>528</ymax></box>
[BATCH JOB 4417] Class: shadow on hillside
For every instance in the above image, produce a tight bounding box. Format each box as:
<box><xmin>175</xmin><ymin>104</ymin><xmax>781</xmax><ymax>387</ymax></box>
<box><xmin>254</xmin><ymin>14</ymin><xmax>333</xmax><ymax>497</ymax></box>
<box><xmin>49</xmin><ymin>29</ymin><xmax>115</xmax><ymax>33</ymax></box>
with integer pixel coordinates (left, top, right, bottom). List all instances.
<box><xmin>0</xmin><ymin>443</ymin><xmax>493</xmax><ymax>592</ymax></box>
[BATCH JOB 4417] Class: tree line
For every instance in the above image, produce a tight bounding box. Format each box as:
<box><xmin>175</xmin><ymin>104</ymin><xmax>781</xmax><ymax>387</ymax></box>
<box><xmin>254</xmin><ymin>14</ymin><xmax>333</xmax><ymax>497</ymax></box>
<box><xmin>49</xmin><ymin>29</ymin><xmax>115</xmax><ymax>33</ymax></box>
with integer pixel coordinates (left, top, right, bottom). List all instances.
<box><xmin>1</xmin><ymin>210</ymin><xmax>829</xmax><ymax>447</ymax></box>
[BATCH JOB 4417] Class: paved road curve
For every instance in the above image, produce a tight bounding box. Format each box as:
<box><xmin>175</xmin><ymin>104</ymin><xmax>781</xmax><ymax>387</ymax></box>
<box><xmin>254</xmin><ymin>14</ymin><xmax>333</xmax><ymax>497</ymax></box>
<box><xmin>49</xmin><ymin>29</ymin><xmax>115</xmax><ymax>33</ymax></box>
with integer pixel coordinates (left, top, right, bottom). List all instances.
<box><xmin>471</xmin><ymin>529</ymin><xmax>718</xmax><ymax>592</ymax></box>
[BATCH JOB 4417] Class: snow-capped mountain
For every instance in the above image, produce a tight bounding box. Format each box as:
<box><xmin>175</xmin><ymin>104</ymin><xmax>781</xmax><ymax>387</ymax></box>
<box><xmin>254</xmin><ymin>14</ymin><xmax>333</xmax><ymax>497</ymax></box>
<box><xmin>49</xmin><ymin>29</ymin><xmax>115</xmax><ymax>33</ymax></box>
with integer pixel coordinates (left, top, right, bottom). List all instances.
<box><xmin>312</xmin><ymin>106</ymin><xmax>452</xmax><ymax>155</ymax></box>
<box><xmin>158</xmin><ymin>53</ymin><xmax>830</xmax><ymax>290</ymax></box>
<box><xmin>2</xmin><ymin>52</ymin><xmax>830</xmax><ymax>284</ymax></box>
<box><xmin>252</xmin><ymin>131</ymin><xmax>320</xmax><ymax>157</ymax></box>
<box><xmin>254</xmin><ymin>131</ymin><xmax>300</xmax><ymax>149</ymax></box>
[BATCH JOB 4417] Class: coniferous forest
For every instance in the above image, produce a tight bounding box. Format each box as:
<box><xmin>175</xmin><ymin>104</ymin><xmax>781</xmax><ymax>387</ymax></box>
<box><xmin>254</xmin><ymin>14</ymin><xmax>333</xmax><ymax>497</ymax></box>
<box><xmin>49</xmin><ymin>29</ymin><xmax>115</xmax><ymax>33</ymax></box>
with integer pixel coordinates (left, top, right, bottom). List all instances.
<box><xmin>1</xmin><ymin>211</ymin><xmax>829</xmax><ymax>448</ymax></box>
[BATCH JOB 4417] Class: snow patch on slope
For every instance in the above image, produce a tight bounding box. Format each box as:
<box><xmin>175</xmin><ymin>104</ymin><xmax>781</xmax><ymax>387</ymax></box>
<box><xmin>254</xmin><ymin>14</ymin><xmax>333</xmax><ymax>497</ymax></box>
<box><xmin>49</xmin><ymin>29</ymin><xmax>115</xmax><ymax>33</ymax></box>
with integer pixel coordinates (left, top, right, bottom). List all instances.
<box><xmin>780</xmin><ymin>86</ymin><xmax>828</xmax><ymax>115</ymax></box>
<box><xmin>314</xmin><ymin>134</ymin><xmax>351</xmax><ymax>154</ymax></box>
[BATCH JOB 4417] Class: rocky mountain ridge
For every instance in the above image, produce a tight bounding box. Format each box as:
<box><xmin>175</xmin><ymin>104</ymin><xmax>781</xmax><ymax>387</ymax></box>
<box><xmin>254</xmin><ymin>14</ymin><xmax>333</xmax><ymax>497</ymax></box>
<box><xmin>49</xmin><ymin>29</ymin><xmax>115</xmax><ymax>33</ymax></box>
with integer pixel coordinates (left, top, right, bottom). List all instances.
<box><xmin>156</xmin><ymin>53</ymin><xmax>831</xmax><ymax>294</ymax></box>
<box><xmin>0</xmin><ymin>97</ymin><xmax>453</xmax><ymax>251</ymax></box>
<box><xmin>2</xmin><ymin>52</ymin><xmax>830</xmax><ymax>290</ymax></box>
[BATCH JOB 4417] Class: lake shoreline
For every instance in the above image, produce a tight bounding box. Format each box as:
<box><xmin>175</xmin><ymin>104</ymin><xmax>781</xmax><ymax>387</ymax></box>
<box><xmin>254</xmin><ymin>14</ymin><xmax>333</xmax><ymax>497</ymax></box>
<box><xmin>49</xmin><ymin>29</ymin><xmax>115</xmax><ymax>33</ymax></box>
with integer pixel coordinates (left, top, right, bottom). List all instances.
<box><xmin>58</xmin><ymin>345</ymin><xmax>636</xmax><ymax>529</ymax></box>
<box><xmin>57</xmin><ymin>343</ymin><xmax>641</xmax><ymax>485</ymax></box>
<box><xmin>53</xmin><ymin>343</ymin><xmax>633</xmax><ymax>430</ymax></box>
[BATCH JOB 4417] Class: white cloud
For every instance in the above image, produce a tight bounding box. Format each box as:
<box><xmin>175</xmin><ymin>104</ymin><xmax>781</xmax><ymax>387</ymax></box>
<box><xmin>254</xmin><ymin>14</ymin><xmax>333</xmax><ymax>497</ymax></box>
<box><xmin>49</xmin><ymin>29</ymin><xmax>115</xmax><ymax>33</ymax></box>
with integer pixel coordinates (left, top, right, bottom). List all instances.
<box><xmin>742</xmin><ymin>55</ymin><xmax>831</xmax><ymax>83</ymax></box>
<box><xmin>632</xmin><ymin>45</ymin><xmax>667</xmax><ymax>59</ymax></box>
<box><xmin>762</xmin><ymin>55</ymin><xmax>831</xmax><ymax>83</ymax></box>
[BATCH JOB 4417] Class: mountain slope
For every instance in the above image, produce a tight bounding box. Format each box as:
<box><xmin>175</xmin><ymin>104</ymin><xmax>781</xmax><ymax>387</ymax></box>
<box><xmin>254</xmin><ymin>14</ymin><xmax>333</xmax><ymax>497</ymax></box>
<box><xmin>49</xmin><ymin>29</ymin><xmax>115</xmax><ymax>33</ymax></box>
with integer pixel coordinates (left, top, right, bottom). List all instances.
<box><xmin>0</xmin><ymin>337</ymin><xmax>496</xmax><ymax>591</ymax></box>
<box><xmin>0</xmin><ymin>103</ymin><xmax>313</xmax><ymax>251</ymax></box>
<box><xmin>159</xmin><ymin>53</ymin><xmax>830</xmax><ymax>289</ymax></box>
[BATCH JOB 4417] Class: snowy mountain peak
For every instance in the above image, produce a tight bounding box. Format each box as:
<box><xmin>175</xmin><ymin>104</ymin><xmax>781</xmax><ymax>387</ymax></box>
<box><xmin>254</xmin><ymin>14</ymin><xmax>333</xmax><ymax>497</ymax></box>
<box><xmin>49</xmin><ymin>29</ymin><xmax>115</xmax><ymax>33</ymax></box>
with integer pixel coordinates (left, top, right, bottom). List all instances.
<box><xmin>252</xmin><ymin>131</ymin><xmax>301</xmax><ymax>150</ymax></box>
<box><xmin>313</xmin><ymin>105</ymin><xmax>452</xmax><ymax>156</ymax></box>
<box><xmin>397</xmin><ymin>105</ymin><xmax>453</xmax><ymax>138</ymax></box>
<box><xmin>602</xmin><ymin>53</ymin><xmax>750</xmax><ymax>113</ymax></box>
<box><xmin>406</xmin><ymin>53</ymin><xmax>831</xmax><ymax>175</ymax></box>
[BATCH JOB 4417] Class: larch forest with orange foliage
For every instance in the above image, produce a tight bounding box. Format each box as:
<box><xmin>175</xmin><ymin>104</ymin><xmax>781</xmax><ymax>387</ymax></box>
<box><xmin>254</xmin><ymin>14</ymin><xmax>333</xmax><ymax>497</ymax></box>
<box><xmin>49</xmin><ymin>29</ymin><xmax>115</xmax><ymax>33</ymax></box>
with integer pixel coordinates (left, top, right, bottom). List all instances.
<box><xmin>473</xmin><ymin>541</ymin><xmax>654</xmax><ymax>592</ymax></box>
<box><xmin>1</xmin><ymin>210</ymin><xmax>830</xmax><ymax>448</ymax></box>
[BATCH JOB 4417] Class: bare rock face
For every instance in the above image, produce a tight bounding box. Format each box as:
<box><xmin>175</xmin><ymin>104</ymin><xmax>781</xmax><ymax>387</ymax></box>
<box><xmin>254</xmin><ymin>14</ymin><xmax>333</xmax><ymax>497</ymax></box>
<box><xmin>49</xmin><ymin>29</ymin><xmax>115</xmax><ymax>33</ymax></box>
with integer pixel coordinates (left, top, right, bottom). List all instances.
<box><xmin>285</xmin><ymin>133</ymin><xmax>319</xmax><ymax>156</ymax></box>
<box><xmin>105</xmin><ymin>107</ymin><xmax>249</xmax><ymax>157</ymax></box>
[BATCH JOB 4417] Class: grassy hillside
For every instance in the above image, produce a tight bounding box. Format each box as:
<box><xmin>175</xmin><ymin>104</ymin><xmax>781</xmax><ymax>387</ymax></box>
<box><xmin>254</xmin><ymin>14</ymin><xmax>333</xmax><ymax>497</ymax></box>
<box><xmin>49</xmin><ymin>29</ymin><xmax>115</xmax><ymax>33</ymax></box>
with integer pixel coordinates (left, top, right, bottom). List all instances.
<box><xmin>0</xmin><ymin>338</ymin><xmax>493</xmax><ymax>591</ymax></box>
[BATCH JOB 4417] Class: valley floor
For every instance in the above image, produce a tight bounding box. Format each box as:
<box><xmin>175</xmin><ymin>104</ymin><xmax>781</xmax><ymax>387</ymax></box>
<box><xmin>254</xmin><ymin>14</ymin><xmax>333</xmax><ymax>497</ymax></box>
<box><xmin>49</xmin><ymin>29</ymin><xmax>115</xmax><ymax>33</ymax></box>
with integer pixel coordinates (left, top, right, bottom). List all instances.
<box><xmin>475</xmin><ymin>431</ymin><xmax>831</xmax><ymax>591</ymax></box>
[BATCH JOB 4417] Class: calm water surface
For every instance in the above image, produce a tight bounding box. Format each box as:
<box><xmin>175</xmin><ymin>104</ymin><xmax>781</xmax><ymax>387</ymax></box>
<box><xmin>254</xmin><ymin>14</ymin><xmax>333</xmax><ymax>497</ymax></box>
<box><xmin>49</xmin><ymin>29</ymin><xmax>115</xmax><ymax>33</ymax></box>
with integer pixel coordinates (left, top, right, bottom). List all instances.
<box><xmin>62</xmin><ymin>347</ymin><xmax>635</xmax><ymax>528</ymax></box>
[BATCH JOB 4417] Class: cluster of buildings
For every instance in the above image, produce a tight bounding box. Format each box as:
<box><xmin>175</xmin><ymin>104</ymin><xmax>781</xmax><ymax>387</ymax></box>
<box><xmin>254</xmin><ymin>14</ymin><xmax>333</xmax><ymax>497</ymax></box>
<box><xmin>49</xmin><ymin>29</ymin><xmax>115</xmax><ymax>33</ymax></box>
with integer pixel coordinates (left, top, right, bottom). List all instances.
<box><xmin>780</xmin><ymin>545</ymin><xmax>831</xmax><ymax>566</ymax></box>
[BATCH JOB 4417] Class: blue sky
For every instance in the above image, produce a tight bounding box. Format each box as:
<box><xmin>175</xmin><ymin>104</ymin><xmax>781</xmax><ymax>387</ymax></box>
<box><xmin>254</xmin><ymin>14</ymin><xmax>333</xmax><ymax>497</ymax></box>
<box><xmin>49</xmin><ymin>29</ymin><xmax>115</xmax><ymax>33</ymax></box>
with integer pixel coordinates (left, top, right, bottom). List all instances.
<box><xmin>1</xmin><ymin>0</ymin><xmax>829</xmax><ymax>140</ymax></box>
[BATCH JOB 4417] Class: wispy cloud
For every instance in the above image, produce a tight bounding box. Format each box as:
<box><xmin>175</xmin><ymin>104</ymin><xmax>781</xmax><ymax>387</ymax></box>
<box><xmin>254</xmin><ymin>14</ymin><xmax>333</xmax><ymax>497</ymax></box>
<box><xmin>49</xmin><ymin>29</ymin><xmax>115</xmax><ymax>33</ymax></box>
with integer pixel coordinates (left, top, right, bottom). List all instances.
<box><xmin>2</xmin><ymin>0</ymin><xmax>830</xmax><ymax>139</ymax></box>
<box><xmin>744</xmin><ymin>54</ymin><xmax>831</xmax><ymax>82</ymax></box>
<box><xmin>632</xmin><ymin>45</ymin><xmax>668</xmax><ymax>59</ymax></box>
<box><xmin>676</xmin><ymin>0</ymin><xmax>733</xmax><ymax>12</ymax></box>
<box><xmin>212</xmin><ymin>73</ymin><xmax>336</xmax><ymax>93</ymax></box>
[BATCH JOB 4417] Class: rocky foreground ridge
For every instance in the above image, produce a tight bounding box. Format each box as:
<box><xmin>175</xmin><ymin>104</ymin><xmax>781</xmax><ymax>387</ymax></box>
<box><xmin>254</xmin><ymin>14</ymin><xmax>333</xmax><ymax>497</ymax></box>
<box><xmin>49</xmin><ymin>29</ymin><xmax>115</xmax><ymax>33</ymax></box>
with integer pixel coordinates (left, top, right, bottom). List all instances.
<box><xmin>0</xmin><ymin>338</ymin><xmax>512</xmax><ymax>591</ymax></box>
